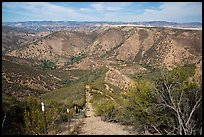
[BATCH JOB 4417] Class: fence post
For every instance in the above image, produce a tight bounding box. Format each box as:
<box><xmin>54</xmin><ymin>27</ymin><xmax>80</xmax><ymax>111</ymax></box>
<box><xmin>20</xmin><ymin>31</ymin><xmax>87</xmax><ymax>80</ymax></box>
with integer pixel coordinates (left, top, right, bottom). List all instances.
<box><xmin>41</xmin><ymin>102</ymin><xmax>47</xmax><ymax>135</ymax></box>
<box><xmin>67</xmin><ymin>108</ymin><xmax>70</xmax><ymax>122</ymax></box>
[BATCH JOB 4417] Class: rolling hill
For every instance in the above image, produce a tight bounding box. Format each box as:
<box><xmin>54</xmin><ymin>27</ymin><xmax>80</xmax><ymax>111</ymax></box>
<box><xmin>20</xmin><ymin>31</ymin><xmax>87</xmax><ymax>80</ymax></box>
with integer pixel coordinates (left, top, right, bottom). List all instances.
<box><xmin>2</xmin><ymin>24</ymin><xmax>202</xmax><ymax>135</ymax></box>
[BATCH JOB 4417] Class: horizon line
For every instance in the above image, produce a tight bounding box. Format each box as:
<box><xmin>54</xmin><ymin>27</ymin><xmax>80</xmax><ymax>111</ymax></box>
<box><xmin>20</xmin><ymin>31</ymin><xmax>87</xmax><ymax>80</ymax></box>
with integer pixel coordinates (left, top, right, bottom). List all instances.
<box><xmin>2</xmin><ymin>20</ymin><xmax>202</xmax><ymax>24</ymax></box>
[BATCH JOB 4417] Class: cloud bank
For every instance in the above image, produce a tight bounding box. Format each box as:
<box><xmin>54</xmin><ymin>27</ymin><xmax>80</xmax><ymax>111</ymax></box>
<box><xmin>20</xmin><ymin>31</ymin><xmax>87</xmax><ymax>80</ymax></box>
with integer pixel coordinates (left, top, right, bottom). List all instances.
<box><xmin>2</xmin><ymin>2</ymin><xmax>202</xmax><ymax>22</ymax></box>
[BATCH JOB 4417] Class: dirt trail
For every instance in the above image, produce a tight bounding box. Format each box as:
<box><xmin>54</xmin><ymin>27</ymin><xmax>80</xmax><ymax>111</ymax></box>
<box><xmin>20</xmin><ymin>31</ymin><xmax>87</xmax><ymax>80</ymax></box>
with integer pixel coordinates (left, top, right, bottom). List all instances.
<box><xmin>78</xmin><ymin>88</ymin><xmax>132</xmax><ymax>135</ymax></box>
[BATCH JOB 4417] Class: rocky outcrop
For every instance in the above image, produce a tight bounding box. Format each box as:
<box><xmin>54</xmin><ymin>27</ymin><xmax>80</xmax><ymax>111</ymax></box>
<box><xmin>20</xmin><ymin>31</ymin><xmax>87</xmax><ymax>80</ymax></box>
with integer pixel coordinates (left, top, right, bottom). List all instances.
<box><xmin>105</xmin><ymin>66</ymin><xmax>134</xmax><ymax>90</ymax></box>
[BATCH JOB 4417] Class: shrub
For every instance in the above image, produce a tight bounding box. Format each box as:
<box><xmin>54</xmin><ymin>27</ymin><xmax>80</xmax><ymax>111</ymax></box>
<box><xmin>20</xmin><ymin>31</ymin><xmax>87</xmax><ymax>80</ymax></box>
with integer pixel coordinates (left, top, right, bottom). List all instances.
<box><xmin>119</xmin><ymin>80</ymin><xmax>156</xmax><ymax>131</ymax></box>
<box><xmin>66</xmin><ymin>54</ymin><xmax>85</xmax><ymax>65</ymax></box>
<box><xmin>59</xmin><ymin>113</ymin><xmax>69</xmax><ymax>122</ymax></box>
<box><xmin>149</xmin><ymin>66</ymin><xmax>201</xmax><ymax>135</ymax></box>
<box><xmin>22</xmin><ymin>96</ymin><xmax>44</xmax><ymax>134</ymax></box>
<box><xmin>41</xmin><ymin>60</ymin><xmax>56</xmax><ymax>70</ymax></box>
<box><xmin>117</xmin><ymin>65</ymin><xmax>201</xmax><ymax>135</ymax></box>
<box><xmin>94</xmin><ymin>99</ymin><xmax>115</xmax><ymax>121</ymax></box>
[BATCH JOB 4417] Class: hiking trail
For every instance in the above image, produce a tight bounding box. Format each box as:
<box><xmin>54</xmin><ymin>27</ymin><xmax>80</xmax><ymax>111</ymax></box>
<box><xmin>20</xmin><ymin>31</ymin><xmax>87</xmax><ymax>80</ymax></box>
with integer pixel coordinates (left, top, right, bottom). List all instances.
<box><xmin>77</xmin><ymin>86</ymin><xmax>132</xmax><ymax>135</ymax></box>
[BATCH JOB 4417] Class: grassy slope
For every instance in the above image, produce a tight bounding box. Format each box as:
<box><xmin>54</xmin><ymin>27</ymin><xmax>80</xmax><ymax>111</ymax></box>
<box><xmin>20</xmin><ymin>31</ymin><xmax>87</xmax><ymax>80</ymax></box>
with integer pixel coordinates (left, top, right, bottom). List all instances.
<box><xmin>40</xmin><ymin>81</ymin><xmax>86</xmax><ymax>107</ymax></box>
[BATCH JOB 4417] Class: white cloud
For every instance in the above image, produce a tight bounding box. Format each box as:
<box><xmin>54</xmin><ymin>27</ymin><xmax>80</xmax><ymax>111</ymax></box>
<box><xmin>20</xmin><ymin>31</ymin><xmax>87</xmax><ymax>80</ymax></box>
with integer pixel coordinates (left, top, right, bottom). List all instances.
<box><xmin>90</xmin><ymin>2</ymin><xmax>131</xmax><ymax>11</ymax></box>
<box><xmin>3</xmin><ymin>2</ymin><xmax>202</xmax><ymax>22</ymax></box>
<box><xmin>133</xmin><ymin>2</ymin><xmax>202</xmax><ymax>22</ymax></box>
<box><xmin>3</xmin><ymin>2</ymin><xmax>86</xmax><ymax>21</ymax></box>
<box><xmin>80</xmin><ymin>8</ymin><xmax>91</xmax><ymax>12</ymax></box>
<box><xmin>22</xmin><ymin>2</ymin><xmax>77</xmax><ymax>18</ymax></box>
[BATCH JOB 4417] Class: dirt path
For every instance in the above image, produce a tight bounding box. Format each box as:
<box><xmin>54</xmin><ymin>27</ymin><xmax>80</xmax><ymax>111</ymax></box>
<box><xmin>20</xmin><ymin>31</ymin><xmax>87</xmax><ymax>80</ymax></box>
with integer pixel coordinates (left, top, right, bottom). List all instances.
<box><xmin>77</xmin><ymin>88</ymin><xmax>132</xmax><ymax>135</ymax></box>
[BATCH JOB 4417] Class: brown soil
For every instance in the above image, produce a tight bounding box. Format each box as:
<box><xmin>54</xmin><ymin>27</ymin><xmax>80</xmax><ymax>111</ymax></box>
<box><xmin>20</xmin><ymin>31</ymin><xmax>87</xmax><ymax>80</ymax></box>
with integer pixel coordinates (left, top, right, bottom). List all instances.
<box><xmin>77</xmin><ymin>89</ymin><xmax>132</xmax><ymax>135</ymax></box>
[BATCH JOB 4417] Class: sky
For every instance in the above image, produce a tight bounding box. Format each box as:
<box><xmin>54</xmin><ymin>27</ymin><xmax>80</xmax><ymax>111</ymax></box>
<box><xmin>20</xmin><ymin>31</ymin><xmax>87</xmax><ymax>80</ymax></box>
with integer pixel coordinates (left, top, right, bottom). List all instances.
<box><xmin>2</xmin><ymin>2</ymin><xmax>202</xmax><ymax>23</ymax></box>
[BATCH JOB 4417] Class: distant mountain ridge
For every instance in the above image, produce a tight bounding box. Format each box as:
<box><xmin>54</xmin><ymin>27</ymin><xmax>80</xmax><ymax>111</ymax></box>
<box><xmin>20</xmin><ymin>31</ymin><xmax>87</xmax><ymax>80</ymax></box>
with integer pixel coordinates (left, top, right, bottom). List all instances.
<box><xmin>132</xmin><ymin>21</ymin><xmax>202</xmax><ymax>27</ymax></box>
<box><xmin>3</xmin><ymin>21</ymin><xmax>202</xmax><ymax>31</ymax></box>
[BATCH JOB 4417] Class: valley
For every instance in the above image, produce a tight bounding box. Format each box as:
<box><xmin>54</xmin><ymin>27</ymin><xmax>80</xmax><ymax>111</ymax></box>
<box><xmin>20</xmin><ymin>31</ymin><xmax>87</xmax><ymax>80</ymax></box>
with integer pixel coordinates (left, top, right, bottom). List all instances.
<box><xmin>2</xmin><ymin>22</ymin><xmax>202</xmax><ymax>135</ymax></box>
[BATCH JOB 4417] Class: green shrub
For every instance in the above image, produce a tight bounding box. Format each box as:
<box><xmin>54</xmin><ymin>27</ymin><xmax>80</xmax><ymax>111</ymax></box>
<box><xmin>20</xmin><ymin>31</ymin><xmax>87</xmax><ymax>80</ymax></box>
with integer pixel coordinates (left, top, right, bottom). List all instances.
<box><xmin>41</xmin><ymin>60</ymin><xmax>56</xmax><ymax>70</ymax></box>
<box><xmin>66</xmin><ymin>54</ymin><xmax>85</xmax><ymax>65</ymax></box>
<box><xmin>22</xmin><ymin>96</ymin><xmax>45</xmax><ymax>134</ymax></box>
<box><xmin>94</xmin><ymin>99</ymin><xmax>115</xmax><ymax>121</ymax></box>
<box><xmin>120</xmin><ymin>80</ymin><xmax>156</xmax><ymax>128</ymax></box>
<box><xmin>149</xmin><ymin>66</ymin><xmax>201</xmax><ymax>135</ymax></box>
<box><xmin>2</xmin><ymin>95</ymin><xmax>25</xmax><ymax>135</ymax></box>
<box><xmin>59</xmin><ymin>113</ymin><xmax>69</xmax><ymax>122</ymax></box>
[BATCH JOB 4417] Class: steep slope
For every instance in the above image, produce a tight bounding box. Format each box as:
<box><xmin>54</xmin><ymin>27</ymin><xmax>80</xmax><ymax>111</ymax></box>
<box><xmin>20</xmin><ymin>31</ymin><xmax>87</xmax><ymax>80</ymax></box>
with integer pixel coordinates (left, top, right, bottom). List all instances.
<box><xmin>140</xmin><ymin>28</ymin><xmax>202</xmax><ymax>69</ymax></box>
<box><xmin>84</xmin><ymin>28</ymin><xmax>126</xmax><ymax>56</ymax></box>
<box><xmin>2</xmin><ymin>26</ymin><xmax>40</xmax><ymax>53</ymax></box>
<box><xmin>5</xmin><ymin>31</ymin><xmax>96</xmax><ymax>63</ymax></box>
<box><xmin>105</xmin><ymin>66</ymin><xmax>135</xmax><ymax>90</ymax></box>
<box><xmin>113</xmin><ymin>28</ymin><xmax>154</xmax><ymax>61</ymax></box>
<box><xmin>68</xmin><ymin>57</ymin><xmax>116</xmax><ymax>70</ymax></box>
<box><xmin>2</xmin><ymin>57</ymin><xmax>73</xmax><ymax>98</ymax></box>
<box><xmin>5</xmin><ymin>26</ymin><xmax>202</xmax><ymax>70</ymax></box>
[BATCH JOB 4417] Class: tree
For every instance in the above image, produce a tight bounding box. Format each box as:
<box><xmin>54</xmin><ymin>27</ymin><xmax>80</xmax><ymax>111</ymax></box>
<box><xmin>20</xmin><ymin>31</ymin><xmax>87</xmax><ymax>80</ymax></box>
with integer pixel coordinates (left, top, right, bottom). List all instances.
<box><xmin>42</xmin><ymin>60</ymin><xmax>56</xmax><ymax>70</ymax></box>
<box><xmin>121</xmin><ymin>80</ymin><xmax>158</xmax><ymax>133</ymax></box>
<box><xmin>152</xmin><ymin>67</ymin><xmax>202</xmax><ymax>135</ymax></box>
<box><xmin>121</xmin><ymin>65</ymin><xmax>202</xmax><ymax>135</ymax></box>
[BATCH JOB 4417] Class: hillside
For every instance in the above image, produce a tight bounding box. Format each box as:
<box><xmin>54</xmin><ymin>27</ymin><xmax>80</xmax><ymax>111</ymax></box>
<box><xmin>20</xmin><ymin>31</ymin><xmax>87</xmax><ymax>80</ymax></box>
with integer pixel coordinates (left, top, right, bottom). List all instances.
<box><xmin>5</xmin><ymin>26</ymin><xmax>202</xmax><ymax>71</ymax></box>
<box><xmin>2</xmin><ymin>25</ymin><xmax>202</xmax><ymax>135</ymax></box>
<box><xmin>5</xmin><ymin>31</ymin><xmax>96</xmax><ymax>65</ymax></box>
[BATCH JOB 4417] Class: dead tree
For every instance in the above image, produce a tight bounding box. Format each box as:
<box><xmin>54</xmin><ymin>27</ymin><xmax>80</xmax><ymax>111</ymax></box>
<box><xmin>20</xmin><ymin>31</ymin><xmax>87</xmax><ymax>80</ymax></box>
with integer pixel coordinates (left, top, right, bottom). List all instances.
<box><xmin>153</xmin><ymin>70</ymin><xmax>202</xmax><ymax>135</ymax></box>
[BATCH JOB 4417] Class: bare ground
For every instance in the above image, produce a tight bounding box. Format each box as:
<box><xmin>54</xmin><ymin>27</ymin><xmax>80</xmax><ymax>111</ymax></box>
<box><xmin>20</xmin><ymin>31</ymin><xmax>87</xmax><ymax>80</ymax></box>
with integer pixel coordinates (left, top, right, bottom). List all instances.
<box><xmin>77</xmin><ymin>90</ymin><xmax>133</xmax><ymax>135</ymax></box>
